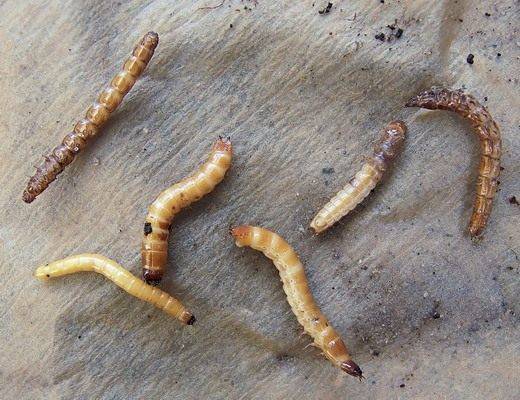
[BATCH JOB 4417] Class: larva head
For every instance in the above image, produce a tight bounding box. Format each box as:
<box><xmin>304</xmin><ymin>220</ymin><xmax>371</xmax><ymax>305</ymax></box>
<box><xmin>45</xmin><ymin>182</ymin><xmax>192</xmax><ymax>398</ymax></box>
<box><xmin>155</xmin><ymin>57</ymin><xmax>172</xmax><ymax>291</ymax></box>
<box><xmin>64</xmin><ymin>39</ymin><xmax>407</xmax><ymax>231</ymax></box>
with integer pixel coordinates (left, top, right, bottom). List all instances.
<box><xmin>341</xmin><ymin>360</ymin><xmax>364</xmax><ymax>380</ymax></box>
<box><xmin>405</xmin><ymin>86</ymin><xmax>452</xmax><ymax>109</ymax></box>
<box><xmin>214</xmin><ymin>136</ymin><xmax>232</xmax><ymax>153</ymax></box>
<box><xmin>22</xmin><ymin>189</ymin><xmax>36</xmax><ymax>203</ymax></box>
<box><xmin>230</xmin><ymin>225</ymin><xmax>253</xmax><ymax>247</ymax></box>
<box><xmin>384</xmin><ymin>120</ymin><xmax>407</xmax><ymax>147</ymax></box>
<box><xmin>34</xmin><ymin>265</ymin><xmax>52</xmax><ymax>281</ymax></box>
<box><xmin>142</xmin><ymin>31</ymin><xmax>159</xmax><ymax>49</ymax></box>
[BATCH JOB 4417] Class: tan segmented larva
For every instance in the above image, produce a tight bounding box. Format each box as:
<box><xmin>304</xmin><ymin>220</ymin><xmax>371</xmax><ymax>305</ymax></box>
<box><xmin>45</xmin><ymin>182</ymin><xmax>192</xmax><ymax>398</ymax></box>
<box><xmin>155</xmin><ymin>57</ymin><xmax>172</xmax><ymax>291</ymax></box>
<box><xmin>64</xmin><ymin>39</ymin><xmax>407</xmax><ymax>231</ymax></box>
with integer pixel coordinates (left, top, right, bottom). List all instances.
<box><xmin>142</xmin><ymin>137</ymin><xmax>233</xmax><ymax>284</ymax></box>
<box><xmin>230</xmin><ymin>225</ymin><xmax>363</xmax><ymax>379</ymax></box>
<box><xmin>22</xmin><ymin>32</ymin><xmax>159</xmax><ymax>203</ymax></box>
<box><xmin>406</xmin><ymin>87</ymin><xmax>501</xmax><ymax>237</ymax></box>
<box><xmin>35</xmin><ymin>254</ymin><xmax>195</xmax><ymax>325</ymax></box>
<box><xmin>311</xmin><ymin>121</ymin><xmax>407</xmax><ymax>233</ymax></box>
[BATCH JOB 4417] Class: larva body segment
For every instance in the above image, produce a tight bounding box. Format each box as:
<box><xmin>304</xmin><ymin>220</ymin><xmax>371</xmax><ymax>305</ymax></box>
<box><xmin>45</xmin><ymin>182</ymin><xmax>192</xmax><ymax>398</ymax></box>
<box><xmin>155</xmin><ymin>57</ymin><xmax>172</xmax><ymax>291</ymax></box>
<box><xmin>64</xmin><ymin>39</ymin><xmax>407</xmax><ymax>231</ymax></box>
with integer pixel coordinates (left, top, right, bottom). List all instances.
<box><xmin>406</xmin><ymin>87</ymin><xmax>501</xmax><ymax>237</ymax></box>
<box><xmin>22</xmin><ymin>32</ymin><xmax>159</xmax><ymax>203</ymax></box>
<box><xmin>311</xmin><ymin>121</ymin><xmax>407</xmax><ymax>234</ymax></box>
<box><xmin>142</xmin><ymin>138</ymin><xmax>233</xmax><ymax>284</ymax></box>
<box><xmin>230</xmin><ymin>225</ymin><xmax>362</xmax><ymax>379</ymax></box>
<box><xmin>35</xmin><ymin>254</ymin><xmax>195</xmax><ymax>324</ymax></box>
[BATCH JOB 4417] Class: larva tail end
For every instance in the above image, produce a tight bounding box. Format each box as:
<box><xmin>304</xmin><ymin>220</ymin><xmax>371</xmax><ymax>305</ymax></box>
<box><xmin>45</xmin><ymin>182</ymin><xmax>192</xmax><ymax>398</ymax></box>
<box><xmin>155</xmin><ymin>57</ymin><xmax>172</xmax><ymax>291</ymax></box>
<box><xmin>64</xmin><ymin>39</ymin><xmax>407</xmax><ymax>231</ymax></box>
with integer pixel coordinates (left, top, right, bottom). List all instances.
<box><xmin>469</xmin><ymin>223</ymin><xmax>485</xmax><ymax>240</ymax></box>
<box><xmin>214</xmin><ymin>136</ymin><xmax>232</xmax><ymax>152</ymax></box>
<box><xmin>404</xmin><ymin>95</ymin><xmax>421</xmax><ymax>108</ymax></box>
<box><xmin>142</xmin><ymin>269</ymin><xmax>162</xmax><ymax>286</ymax></box>
<box><xmin>230</xmin><ymin>225</ymin><xmax>251</xmax><ymax>246</ymax></box>
<box><xmin>310</xmin><ymin>218</ymin><xmax>327</xmax><ymax>234</ymax></box>
<box><xmin>341</xmin><ymin>360</ymin><xmax>363</xmax><ymax>380</ymax></box>
<box><xmin>22</xmin><ymin>190</ymin><xmax>36</xmax><ymax>203</ymax></box>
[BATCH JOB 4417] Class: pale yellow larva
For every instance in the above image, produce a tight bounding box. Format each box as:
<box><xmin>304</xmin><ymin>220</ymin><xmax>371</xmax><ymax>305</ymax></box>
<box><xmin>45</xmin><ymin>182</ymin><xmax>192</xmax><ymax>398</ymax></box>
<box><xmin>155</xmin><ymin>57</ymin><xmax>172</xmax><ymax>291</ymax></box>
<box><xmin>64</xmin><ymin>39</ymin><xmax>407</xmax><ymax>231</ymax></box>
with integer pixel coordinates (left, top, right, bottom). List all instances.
<box><xmin>311</xmin><ymin>121</ymin><xmax>407</xmax><ymax>234</ymax></box>
<box><xmin>35</xmin><ymin>253</ymin><xmax>195</xmax><ymax>325</ymax></box>
<box><xmin>230</xmin><ymin>225</ymin><xmax>363</xmax><ymax>379</ymax></box>
<box><xmin>142</xmin><ymin>137</ymin><xmax>233</xmax><ymax>284</ymax></box>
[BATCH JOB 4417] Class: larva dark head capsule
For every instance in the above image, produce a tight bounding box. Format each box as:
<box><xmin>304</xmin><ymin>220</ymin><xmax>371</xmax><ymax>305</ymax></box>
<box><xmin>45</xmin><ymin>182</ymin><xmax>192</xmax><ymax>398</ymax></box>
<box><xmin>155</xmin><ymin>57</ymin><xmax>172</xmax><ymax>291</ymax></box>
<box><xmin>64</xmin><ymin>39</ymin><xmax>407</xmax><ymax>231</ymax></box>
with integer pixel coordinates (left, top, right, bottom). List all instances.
<box><xmin>341</xmin><ymin>360</ymin><xmax>364</xmax><ymax>380</ymax></box>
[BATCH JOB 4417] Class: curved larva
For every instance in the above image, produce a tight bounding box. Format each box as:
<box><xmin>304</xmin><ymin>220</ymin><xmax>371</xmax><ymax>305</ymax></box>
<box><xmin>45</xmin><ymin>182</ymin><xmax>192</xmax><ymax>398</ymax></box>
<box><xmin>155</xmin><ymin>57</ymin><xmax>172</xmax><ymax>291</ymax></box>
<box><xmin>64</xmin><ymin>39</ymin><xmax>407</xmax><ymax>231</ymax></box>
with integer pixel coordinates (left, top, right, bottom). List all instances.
<box><xmin>406</xmin><ymin>87</ymin><xmax>501</xmax><ymax>237</ymax></box>
<box><xmin>35</xmin><ymin>253</ymin><xmax>195</xmax><ymax>325</ymax></box>
<box><xmin>311</xmin><ymin>121</ymin><xmax>407</xmax><ymax>234</ymax></box>
<box><xmin>230</xmin><ymin>225</ymin><xmax>363</xmax><ymax>379</ymax></box>
<box><xmin>142</xmin><ymin>137</ymin><xmax>233</xmax><ymax>284</ymax></box>
<box><xmin>22</xmin><ymin>32</ymin><xmax>159</xmax><ymax>203</ymax></box>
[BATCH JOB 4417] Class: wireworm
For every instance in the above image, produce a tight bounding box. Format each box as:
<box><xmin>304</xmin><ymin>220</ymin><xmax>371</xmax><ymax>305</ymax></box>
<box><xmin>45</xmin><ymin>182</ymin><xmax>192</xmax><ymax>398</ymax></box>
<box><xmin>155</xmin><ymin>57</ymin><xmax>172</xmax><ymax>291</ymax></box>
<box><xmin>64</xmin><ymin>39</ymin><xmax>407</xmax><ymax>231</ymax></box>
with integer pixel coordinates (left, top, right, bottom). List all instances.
<box><xmin>406</xmin><ymin>87</ymin><xmax>501</xmax><ymax>237</ymax></box>
<box><xmin>311</xmin><ymin>121</ymin><xmax>407</xmax><ymax>233</ymax></box>
<box><xmin>35</xmin><ymin>253</ymin><xmax>195</xmax><ymax>325</ymax></box>
<box><xmin>231</xmin><ymin>225</ymin><xmax>363</xmax><ymax>379</ymax></box>
<box><xmin>142</xmin><ymin>137</ymin><xmax>233</xmax><ymax>284</ymax></box>
<box><xmin>23</xmin><ymin>32</ymin><xmax>159</xmax><ymax>203</ymax></box>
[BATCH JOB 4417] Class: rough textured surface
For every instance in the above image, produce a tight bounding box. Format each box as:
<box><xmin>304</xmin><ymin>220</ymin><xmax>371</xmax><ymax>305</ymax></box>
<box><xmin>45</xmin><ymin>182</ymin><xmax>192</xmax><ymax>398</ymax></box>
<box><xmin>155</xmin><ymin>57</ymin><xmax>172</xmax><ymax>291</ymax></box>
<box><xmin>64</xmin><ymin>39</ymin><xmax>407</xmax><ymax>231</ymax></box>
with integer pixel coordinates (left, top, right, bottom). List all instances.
<box><xmin>0</xmin><ymin>1</ymin><xmax>518</xmax><ymax>399</ymax></box>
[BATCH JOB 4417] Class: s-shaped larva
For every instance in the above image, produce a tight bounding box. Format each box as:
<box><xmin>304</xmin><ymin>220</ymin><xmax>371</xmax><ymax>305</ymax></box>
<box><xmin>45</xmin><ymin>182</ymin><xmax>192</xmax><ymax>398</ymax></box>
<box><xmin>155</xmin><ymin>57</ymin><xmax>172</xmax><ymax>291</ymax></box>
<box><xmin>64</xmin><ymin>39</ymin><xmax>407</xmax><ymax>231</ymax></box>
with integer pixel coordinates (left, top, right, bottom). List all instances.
<box><xmin>142</xmin><ymin>137</ymin><xmax>233</xmax><ymax>284</ymax></box>
<box><xmin>230</xmin><ymin>225</ymin><xmax>363</xmax><ymax>379</ymax></box>
<box><xmin>22</xmin><ymin>32</ymin><xmax>159</xmax><ymax>203</ymax></box>
<box><xmin>35</xmin><ymin>254</ymin><xmax>195</xmax><ymax>325</ymax></box>
<box><xmin>311</xmin><ymin>121</ymin><xmax>407</xmax><ymax>234</ymax></box>
<box><xmin>406</xmin><ymin>87</ymin><xmax>501</xmax><ymax>237</ymax></box>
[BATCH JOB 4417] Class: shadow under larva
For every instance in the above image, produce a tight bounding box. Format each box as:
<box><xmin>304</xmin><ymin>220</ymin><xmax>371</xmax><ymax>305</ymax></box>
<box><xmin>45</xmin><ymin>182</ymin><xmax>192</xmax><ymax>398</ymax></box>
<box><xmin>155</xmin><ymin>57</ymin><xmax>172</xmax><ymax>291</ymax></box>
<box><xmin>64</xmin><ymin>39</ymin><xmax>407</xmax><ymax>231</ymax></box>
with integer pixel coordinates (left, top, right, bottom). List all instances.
<box><xmin>22</xmin><ymin>31</ymin><xmax>159</xmax><ymax>203</ymax></box>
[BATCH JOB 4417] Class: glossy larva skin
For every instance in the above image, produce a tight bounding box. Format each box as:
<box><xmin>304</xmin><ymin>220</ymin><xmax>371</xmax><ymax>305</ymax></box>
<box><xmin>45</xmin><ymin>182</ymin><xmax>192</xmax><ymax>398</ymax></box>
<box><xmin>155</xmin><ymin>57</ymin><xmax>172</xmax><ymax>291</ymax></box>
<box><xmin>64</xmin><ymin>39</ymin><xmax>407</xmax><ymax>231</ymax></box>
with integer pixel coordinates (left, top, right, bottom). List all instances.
<box><xmin>35</xmin><ymin>253</ymin><xmax>194</xmax><ymax>325</ymax></box>
<box><xmin>23</xmin><ymin>32</ymin><xmax>159</xmax><ymax>203</ymax></box>
<box><xmin>311</xmin><ymin>121</ymin><xmax>407</xmax><ymax>234</ymax></box>
<box><xmin>406</xmin><ymin>87</ymin><xmax>501</xmax><ymax>238</ymax></box>
<box><xmin>231</xmin><ymin>225</ymin><xmax>363</xmax><ymax>379</ymax></box>
<box><xmin>142</xmin><ymin>138</ymin><xmax>233</xmax><ymax>284</ymax></box>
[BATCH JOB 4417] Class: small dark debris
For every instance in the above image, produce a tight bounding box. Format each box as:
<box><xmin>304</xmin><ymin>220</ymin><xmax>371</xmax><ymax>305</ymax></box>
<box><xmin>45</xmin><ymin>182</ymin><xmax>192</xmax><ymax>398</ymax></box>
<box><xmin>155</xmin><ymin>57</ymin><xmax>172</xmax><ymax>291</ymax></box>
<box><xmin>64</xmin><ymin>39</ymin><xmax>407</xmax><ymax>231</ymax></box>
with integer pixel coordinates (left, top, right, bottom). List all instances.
<box><xmin>432</xmin><ymin>312</ymin><xmax>441</xmax><ymax>319</ymax></box>
<box><xmin>497</xmin><ymin>52</ymin><xmax>501</xmax><ymax>57</ymax></box>
<box><xmin>500</xmin><ymin>166</ymin><xmax>504</xmax><ymax>171</ymax></box>
<box><xmin>318</xmin><ymin>2</ymin><xmax>333</xmax><ymax>14</ymax></box>
<box><xmin>509</xmin><ymin>196</ymin><xmax>519</xmax><ymax>205</ymax></box>
<box><xmin>230</xmin><ymin>24</ymin><xmax>233</xmax><ymax>28</ymax></box>
<box><xmin>375</xmin><ymin>32</ymin><xmax>385</xmax><ymax>41</ymax></box>
<box><xmin>322</xmin><ymin>167</ymin><xmax>335</xmax><ymax>174</ymax></box>
<box><xmin>144</xmin><ymin>222</ymin><xmax>152</xmax><ymax>235</ymax></box>
<box><xmin>467</xmin><ymin>53</ymin><xmax>475</xmax><ymax>64</ymax></box>
<box><xmin>396</xmin><ymin>28</ymin><xmax>403</xmax><ymax>38</ymax></box>
<box><xmin>380</xmin><ymin>0</ymin><xmax>384</xmax><ymax>3</ymax></box>
<box><xmin>458</xmin><ymin>18</ymin><xmax>463</xmax><ymax>22</ymax></box>
<box><xmin>484</xmin><ymin>96</ymin><xmax>488</xmax><ymax>101</ymax></box>
<box><xmin>371</xmin><ymin>349</ymin><xmax>380</xmax><ymax>356</ymax></box>
<box><xmin>46</xmin><ymin>274</ymin><xmax>50</xmax><ymax>278</ymax></box>
<box><xmin>485</xmin><ymin>12</ymin><xmax>491</xmax><ymax>17</ymax></box>
<box><xmin>78</xmin><ymin>335</ymin><xmax>82</xmax><ymax>339</ymax></box>
<box><xmin>400</xmin><ymin>384</ymin><xmax>406</xmax><ymax>388</ymax></box>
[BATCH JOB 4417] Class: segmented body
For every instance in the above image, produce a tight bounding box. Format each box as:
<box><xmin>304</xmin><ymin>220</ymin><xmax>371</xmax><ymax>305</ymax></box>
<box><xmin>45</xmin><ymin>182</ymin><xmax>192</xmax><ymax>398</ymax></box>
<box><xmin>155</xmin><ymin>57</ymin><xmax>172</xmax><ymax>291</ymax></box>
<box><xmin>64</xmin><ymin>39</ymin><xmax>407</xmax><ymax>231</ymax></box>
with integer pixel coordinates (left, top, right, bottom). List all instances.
<box><xmin>23</xmin><ymin>32</ymin><xmax>159</xmax><ymax>203</ymax></box>
<box><xmin>142</xmin><ymin>138</ymin><xmax>233</xmax><ymax>284</ymax></box>
<box><xmin>231</xmin><ymin>225</ymin><xmax>362</xmax><ymax>378</ymax></box>
<box><xmin>406</xmin><ymin>87</ymin><xmax>501</xmax><ymax>237</ymax></box>
<box><xmin>35</xmin><ymin>254</ymin><xmax>195</xmax><ymax>324</ymax></box>
<box><xmin>311</xmin><ymin>121</ymin><xmax>407</xmax><ymax>233</ymax></box>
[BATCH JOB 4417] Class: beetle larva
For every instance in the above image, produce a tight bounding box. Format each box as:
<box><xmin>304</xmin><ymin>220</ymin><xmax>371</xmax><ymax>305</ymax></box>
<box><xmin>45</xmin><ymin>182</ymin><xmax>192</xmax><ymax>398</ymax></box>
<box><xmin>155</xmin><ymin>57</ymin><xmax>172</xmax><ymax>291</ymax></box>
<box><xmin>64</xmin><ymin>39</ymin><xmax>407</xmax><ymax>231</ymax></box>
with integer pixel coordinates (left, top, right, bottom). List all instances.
<box><xmin>35</xmin><ymin>253</ymin><xmax>195</xmax><ymax>325</ymax></box>
<box><xmin>406</xmin><ymin>87</ymin><xmax>501</xmax><ymax>237</ymax></box>
<box><xmin>142</xmin><ymin>137</ymin><xmax>233</xmax><ymax>284</ymax></box>
<box><xmin>22</xmin><ymin>31</ymin><xmax>159</xmax><ymax>203</ymax></box>
<box><xmin>311</xmin><ymin>121</ymin><xmax>407</xmax><ymax>234</ymax></box>
<box><xmin>230</xmin><ymin>225</ymin><xmax>363</xmax><ymax>379</ymax></box>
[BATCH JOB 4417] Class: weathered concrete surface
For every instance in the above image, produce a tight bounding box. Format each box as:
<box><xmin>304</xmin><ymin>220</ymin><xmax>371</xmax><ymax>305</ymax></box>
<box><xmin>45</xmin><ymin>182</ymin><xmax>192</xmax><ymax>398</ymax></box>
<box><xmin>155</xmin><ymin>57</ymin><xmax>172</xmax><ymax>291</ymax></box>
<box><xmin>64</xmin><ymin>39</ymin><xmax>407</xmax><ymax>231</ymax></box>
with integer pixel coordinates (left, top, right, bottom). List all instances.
<box><xmin>0</xmin><ymin>1</ymin><xmax>518</xmax><ymax>399</ymax></box>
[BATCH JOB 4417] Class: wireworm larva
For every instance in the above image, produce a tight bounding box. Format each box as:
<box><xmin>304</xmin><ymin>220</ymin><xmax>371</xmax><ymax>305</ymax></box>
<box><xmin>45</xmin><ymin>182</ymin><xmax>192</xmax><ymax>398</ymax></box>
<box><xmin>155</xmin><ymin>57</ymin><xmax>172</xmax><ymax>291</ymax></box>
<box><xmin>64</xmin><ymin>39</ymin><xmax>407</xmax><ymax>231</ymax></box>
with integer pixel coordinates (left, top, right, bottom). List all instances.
<box><xmin>311</xmin><ymin>121</ymin><xmax>407</xmax><ymax>234</ymax></box>
<box><xmin>35</xmin><ymin>253</ymin><xmax>195</xmax><ymax>325</ymax></box>
<box><xmin>230</xmin><ymin>225</ymin><xmax>363</xmax><ymax>379</ymax></box>
<box><xmin>406</xmin><ymin>87</ymin><xmax>501</xmax><ymax>237</ymax></box>
<box><xmin>23</xmin><ymin>32</ymin><xmax>159</xmax><ymax>203</ymax></box>
<box><xmin>142</xmin><ymin>137</ymin><xmax>233</xmax><ymax>284</ymax></box>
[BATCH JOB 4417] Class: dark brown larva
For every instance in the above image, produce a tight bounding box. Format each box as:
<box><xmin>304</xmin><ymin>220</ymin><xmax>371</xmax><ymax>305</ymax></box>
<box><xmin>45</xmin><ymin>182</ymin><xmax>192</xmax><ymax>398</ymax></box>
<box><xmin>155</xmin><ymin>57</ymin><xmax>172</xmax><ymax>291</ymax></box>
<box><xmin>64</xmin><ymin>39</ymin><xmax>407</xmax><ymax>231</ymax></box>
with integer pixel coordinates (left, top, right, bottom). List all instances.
<box><xmin>406</xmin><ymin>87</ymin><xmax>502</xmax><ymax>237</ymax></box>
<box><xmin>22</xmin><ymin>32</ymin><xmax>159</xmax><ymax>203</ymax></box>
